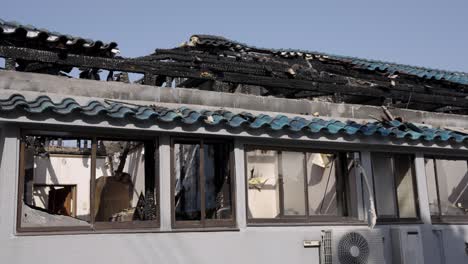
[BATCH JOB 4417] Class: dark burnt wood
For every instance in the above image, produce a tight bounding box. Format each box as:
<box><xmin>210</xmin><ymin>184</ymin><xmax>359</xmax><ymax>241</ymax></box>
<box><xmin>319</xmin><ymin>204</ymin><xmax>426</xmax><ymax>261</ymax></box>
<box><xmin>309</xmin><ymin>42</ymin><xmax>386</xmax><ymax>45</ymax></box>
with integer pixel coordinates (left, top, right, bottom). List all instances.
<box><xmin>1</xmin><ymin>38</ymin><xmax>467</xmax><ymax>114</ymax></box>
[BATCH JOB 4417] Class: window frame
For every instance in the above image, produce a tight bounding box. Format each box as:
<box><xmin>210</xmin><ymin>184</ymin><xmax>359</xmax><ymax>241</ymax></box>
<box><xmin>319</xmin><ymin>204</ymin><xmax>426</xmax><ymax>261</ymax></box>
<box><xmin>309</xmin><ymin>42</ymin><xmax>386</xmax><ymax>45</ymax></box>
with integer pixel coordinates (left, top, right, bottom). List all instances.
<box><xmin>16</xmin><ymin>129</ymin><xmax>160</xmax><ymax>233</ymax></box>
<box><xmin>170</xmin><ymin>136</ymin><xmax>236</xmax><ymax>229</ymax></box>
<box><xmin>244</xmin><ymin>145</ymin><xmax>362</xmax><ymax>225</ymax></box>
<box><xmin>424</xmin><ymin>155</ymin><xmax>468</xmax><ymax>224</ymax></box>
<box><xmin>370</xmin><ymin>152</ymin><xmax>420</xmax><ymax>223</ymax></box>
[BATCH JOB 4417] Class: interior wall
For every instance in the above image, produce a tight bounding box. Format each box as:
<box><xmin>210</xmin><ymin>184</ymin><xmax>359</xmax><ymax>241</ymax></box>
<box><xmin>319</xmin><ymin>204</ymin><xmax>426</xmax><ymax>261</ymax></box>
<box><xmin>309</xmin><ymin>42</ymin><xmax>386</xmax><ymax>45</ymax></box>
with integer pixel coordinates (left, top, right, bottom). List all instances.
<box><xmin>30</xmin><ymin>146</ymin><xmax>146</xmax><ymax>217</ymax></box>
<box><xmin>246</xmin><ymin>150</ymin><xmax>280</xmax><ymax>218</ymax></box>
<box><xmin>32</xmin><ymin>156</ymin><xmax>99</xmax><ymax>218</ymax></box>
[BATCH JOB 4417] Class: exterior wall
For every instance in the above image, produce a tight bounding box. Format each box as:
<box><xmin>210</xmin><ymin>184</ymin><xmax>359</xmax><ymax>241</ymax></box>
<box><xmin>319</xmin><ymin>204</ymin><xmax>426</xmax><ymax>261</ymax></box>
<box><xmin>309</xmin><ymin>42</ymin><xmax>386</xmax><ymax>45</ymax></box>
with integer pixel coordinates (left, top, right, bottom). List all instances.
<box><xmin>1</xmin><ymin>123</ymin><xmax>468</xmax><ymax>264</ymax></box>
<box><xmin>1</xmin><ymin>71</ymin><xmax>468</xmax><ymax>129</ymax></box>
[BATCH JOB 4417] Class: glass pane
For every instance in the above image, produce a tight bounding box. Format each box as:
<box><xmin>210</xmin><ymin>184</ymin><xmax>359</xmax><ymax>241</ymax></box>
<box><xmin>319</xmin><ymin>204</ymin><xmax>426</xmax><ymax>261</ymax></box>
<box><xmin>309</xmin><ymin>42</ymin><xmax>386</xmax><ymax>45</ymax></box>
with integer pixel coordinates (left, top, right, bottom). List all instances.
<box><xmin>281</xmin><ymin>151</ymin><xmax>306</xmax><ymax>216</ymax></box>
<box><xmin>94</xmin><ymin>140</ymin><xmax>156</xmax><ymax>222</ymax></box>
<box><xmin>434</xmin><ymin>159</ymin><xmax>468</xmax><ymax>216</ymax></box>
<box><xmin>21</xmin><ymin>136</ymin><xmax>91</xmax><ymax>227</ymax></box>
<box><xmin>394</xmin><ymin>154</ymin><xmax>417</xmax><ymax>218</ymax></box>
<box><xmin>204</xmin><ymin>143</ymin><xmax>232</xmax><ymax>220</ymax></box>
<box><xmin>174</xmin><ymin>143</ymin><xmax>201</xmax><ymax>221</ymax></box>
<box><xmin>246</xmin><ymin>149</ymin><xmax>281</xmax><ymax>219</ymax></box>
<box><xmin>424</xmin><ymin>158</ymin><xmax>440</xmax><ymax>216</ymax></box>
<box><xmin>346</xmin><ymin>152</ymin><xmax>360</xmax><ymax>217</ymax></box>
<box><xmin>306</xmin><ymin>153</ymin><xmax>338</xmax><ymax>215</ymax></box>
<box><xmin>371</xmin><ymin>153</ymin><xmax>398</xmax><ymax>218</ymax></box>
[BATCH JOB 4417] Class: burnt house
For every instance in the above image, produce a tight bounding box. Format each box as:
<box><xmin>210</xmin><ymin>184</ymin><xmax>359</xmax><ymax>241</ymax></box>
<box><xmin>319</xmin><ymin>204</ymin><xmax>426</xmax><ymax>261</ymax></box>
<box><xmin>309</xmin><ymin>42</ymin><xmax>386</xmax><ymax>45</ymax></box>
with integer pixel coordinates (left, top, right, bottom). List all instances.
<box><xmin>0</xmin><ymin>19</ymin><xmax>467</xmax><ymax>264</ymax></box>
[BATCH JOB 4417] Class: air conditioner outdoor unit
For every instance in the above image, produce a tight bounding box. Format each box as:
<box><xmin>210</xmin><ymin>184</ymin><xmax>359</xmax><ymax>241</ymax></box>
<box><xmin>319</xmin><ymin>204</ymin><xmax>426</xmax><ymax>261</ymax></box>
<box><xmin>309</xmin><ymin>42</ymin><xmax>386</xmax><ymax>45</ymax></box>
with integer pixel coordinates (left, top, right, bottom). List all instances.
<box><xmin>321</xmin><ymin>229</ymin><xmax>385</xmax><ymax>264</ymax></box>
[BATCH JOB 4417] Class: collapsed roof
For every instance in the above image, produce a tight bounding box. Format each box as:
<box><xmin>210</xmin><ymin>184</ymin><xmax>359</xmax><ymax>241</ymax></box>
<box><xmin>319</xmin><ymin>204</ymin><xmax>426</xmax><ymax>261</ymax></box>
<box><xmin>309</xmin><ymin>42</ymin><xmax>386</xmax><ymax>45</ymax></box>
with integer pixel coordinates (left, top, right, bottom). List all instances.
<box><xmin>0</xmin><ymin>19</ymin><xmax>467</xmax><ymax>115</ymax></box>
<box><xmin>0</xmin><ymin>19</ymin><xmax>119</xmax><ymax>57</ymax></box>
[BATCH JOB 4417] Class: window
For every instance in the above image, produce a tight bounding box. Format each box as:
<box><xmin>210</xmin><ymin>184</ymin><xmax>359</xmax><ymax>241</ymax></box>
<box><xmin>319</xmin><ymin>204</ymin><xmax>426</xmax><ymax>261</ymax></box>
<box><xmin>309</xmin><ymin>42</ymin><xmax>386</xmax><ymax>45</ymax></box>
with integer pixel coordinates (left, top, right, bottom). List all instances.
<box><xmin>18</xmin><ymin>132</ymin><xmax>158</xmax><ymax>231</ymax></box>
<box><xmin>246</xmin><ymin>147</ymin><xmax>359</xmax><ymax>223</ymax></box>
<box><xmin>172</xmin><ymin>138</ymin><xmax>235</xmax><ymax>228</ymax></box>
<box><xmin>425</xmin><ymin>156</ymin><xmax>468</xmax><ymax>221</ymax></box>
<box><xmin>371</xmin><ymin>153</ymin><xmax>419</xmax><ymax>221</ymax></box>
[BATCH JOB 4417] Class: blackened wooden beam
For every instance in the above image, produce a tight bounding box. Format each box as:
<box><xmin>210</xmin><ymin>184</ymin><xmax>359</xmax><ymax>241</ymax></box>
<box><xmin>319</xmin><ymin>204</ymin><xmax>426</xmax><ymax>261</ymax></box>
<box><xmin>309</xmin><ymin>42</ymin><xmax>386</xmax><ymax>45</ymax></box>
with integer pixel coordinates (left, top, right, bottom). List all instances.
<box><xmin>1</xmin><ymin>45</ymin><xmax>468</xmax><ymax>108</ymax></box>
<box><xmin>153</xmin><ymin>48</ymin><xmax>467</xmax><ymax>97</ymax></box>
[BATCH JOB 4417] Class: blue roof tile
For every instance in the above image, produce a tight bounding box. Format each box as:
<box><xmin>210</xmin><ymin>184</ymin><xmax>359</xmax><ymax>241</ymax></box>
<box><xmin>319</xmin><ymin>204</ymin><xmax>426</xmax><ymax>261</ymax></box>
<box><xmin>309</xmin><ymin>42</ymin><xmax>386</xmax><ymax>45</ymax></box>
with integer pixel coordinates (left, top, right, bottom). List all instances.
<box><xmin>0</xmin><ymin>94</ymin><xmax>467</xmax><ymax>145</ymax></box>
<box><xmin>192</xmin><ymin>35</ymin><xmax>468</xmax><ymax>86</ymax></box>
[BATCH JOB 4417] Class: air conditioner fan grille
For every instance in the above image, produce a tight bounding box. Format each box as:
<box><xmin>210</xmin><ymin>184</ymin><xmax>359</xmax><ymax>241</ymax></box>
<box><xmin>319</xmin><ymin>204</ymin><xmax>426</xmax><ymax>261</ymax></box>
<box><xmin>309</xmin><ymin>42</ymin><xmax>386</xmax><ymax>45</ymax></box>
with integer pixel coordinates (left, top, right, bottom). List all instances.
<box><xmin>337</xmin><ymin>232</ymin><xmax>370</xmax><ymax>264</ymax></box>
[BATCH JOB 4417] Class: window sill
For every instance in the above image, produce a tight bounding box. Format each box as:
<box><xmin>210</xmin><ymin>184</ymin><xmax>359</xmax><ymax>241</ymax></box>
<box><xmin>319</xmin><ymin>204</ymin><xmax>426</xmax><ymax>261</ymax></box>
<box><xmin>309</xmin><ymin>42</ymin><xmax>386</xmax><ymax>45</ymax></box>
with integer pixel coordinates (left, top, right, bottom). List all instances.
<box><xmin>15</xmin><ymin>226</ymin><xmax>240</xmax><ymax>236</ymax></box>
<box><xmin>375</xmin><ymin>219</ymin><xmax>422</xmax><ymax>225</ymax></box>
<box><xmin>431</xmin><ymin>217</ymin><xmax>468</xmax><ymax>225</ymax></box>
<box><xmin>16</xmin><ymin>228</ymin><xmax>154</xmax><ymax>236</ymax></box>
<box><xmin>170</xmin><ymin>227</ymin><xmax>240</xmax><ymax>233</ymax></box>
<box><xmin>247</xmin><ymin>219</ymin><xmax>367</xmax><ymax>227</ymax></box>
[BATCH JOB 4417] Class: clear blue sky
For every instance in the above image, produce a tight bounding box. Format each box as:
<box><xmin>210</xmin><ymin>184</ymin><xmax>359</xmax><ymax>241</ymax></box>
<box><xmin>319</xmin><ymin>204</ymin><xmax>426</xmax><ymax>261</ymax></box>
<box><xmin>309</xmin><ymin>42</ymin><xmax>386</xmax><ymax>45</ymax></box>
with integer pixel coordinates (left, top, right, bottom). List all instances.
<box><xmin>2</xmin><ymin>0</ymin><xmax>468</xmax><ymax>72</ymax></box>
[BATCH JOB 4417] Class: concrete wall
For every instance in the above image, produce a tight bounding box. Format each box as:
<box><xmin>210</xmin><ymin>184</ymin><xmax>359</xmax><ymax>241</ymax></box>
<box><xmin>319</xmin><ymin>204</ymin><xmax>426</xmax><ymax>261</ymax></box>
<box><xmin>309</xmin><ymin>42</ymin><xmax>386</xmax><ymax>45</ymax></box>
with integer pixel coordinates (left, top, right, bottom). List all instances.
<box><xmin>1</xmin><ymin>70</ymin><xmax>468</xmax><ymax>129</ymax></box>
<box><xmin>0</xmin><ymin>125</ymin><xmax>467</xmax><ymax>264</ymax></box>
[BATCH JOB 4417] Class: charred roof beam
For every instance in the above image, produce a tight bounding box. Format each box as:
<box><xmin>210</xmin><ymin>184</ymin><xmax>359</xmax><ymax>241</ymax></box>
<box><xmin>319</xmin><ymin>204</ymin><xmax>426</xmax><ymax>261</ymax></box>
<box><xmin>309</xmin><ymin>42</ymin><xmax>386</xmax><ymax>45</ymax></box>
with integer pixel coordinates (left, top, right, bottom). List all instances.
<box><xmin>1</xmin><ymin>45</ymin><xmax>468</xmax><ymax>109</ymax></box>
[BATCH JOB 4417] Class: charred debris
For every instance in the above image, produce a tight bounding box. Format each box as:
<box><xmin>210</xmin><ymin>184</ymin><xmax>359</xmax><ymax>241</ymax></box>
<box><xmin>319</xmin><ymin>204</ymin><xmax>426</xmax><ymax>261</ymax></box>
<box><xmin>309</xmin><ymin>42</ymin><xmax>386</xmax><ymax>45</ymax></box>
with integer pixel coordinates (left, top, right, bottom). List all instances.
<box><xmin>1</xmin><ymin>20</ymin><xmax>467</xmax><ymax>115</ymax></box>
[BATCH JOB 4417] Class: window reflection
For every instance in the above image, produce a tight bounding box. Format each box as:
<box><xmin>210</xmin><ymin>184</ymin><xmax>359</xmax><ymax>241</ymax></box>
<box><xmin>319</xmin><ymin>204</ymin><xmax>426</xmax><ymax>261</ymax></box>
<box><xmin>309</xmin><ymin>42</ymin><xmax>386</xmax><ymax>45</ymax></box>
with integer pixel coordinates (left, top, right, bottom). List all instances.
<box><xmin>371</xmin><ymin>153</ymin><xmax>418</xmax><ymax>220</ymax></box>
<box><xmin>246</xmin><ymin>148</ymin><xmax>355</xmax><ymax>221</ymax></box>
<box><xmin>425</xmin><ymin>157</ymin><xmax>468</xmax><ymax>217</ymax></box>
<box><xmin>204</xmin><ymin>143</ymin><xmax>232</xmax><ymax>220</ymax></box>
<box><xmin>174</xmin><ymin>143</ymin><xmax>201</xmax><ymax>221</ymax></box>
<box><xmin>173</xmin><ymin>139</ymin><xmax>234</xmax><ymax>226</ymax></box>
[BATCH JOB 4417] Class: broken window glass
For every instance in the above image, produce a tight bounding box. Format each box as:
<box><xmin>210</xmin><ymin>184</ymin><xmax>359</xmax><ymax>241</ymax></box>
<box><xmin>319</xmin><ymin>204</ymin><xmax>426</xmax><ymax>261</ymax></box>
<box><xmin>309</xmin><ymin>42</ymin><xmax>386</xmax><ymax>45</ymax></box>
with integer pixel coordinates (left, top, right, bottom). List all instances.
<box><xmin>21</xmin><ymin>135</ymin><xmax>92</xmax><ymax>227</ymax></box>
<box><xmin>19</xmin><ymin>134</ymin><xmax>158</xmax><ymax>230</ymax></box>
<box><xmin>425</xmin><ymin>157</ymin><xmax>468</xmax><ymax>217</ymax></box>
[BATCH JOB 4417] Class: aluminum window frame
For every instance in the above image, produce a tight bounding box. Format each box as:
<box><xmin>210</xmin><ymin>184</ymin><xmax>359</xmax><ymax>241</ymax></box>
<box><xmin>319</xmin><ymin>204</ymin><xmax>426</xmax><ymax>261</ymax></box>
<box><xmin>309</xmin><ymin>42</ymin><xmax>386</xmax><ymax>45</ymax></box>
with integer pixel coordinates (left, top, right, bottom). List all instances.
<box><xmin>370</xmin><ymin>152</ymin><xmax>421</xmax><ymax>223</ymax></box>
<box><xmin>16</xmin><ymin>129</ymin><xmax>160</xmax><ymax>233</ymax></box>
<box><xmin>424</xmin><ymin>155</ymin><xmax>468</xmax><ymax>224</ymax></box>
<box><xmin>170</xmin><ymin>136</ymin><xmax>237</xmax><ymax>229</ymax></box>
<box><xmin>244</xmin><ymin>145</ymin><xmax>362</xmax><ymax>225</ymax></box>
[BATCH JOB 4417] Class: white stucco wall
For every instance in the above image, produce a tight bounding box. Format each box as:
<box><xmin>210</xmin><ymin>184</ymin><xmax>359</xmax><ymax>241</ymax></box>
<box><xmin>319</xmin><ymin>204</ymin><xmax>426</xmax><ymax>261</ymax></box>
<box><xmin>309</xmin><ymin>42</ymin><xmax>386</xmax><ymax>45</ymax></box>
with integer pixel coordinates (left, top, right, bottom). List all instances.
<box><xmin>0</xmin><ymin>125</ymin><xmax>468</xmax><ymax>264</ymax></box>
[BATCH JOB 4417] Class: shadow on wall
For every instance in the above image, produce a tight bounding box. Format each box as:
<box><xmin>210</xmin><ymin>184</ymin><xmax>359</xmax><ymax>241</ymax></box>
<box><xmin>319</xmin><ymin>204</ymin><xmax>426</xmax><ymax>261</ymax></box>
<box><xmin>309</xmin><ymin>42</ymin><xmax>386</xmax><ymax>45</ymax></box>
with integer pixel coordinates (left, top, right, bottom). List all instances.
<box><xmin>433</xmin><ymin>225</ymin><xmax>468</xmax><ymax>263</ymax></box>
<box><xmin>433</xmin><ymin>161</ymin><xmax>468</xmax><ymax>262</ymax></box>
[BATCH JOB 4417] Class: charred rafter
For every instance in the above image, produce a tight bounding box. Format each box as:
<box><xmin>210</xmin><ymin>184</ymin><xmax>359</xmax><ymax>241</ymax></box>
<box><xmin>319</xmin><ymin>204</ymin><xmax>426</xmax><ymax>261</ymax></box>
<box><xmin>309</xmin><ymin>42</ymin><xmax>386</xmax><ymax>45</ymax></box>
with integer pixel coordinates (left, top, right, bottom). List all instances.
<box><xmin>1</xmin><ymin>41</ymin><xmax>468</xmax><ymax>113</ymax></box>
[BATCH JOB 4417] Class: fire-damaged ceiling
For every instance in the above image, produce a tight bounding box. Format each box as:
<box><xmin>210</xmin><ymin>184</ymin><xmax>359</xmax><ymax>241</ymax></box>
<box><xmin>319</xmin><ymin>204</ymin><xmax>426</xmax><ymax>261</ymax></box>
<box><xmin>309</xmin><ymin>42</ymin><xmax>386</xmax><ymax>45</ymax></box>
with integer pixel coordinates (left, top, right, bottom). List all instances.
<box><xmin>0</xmin><ymin>19</ymin><xmax>467</xmax><ymax>115</ymax></box>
